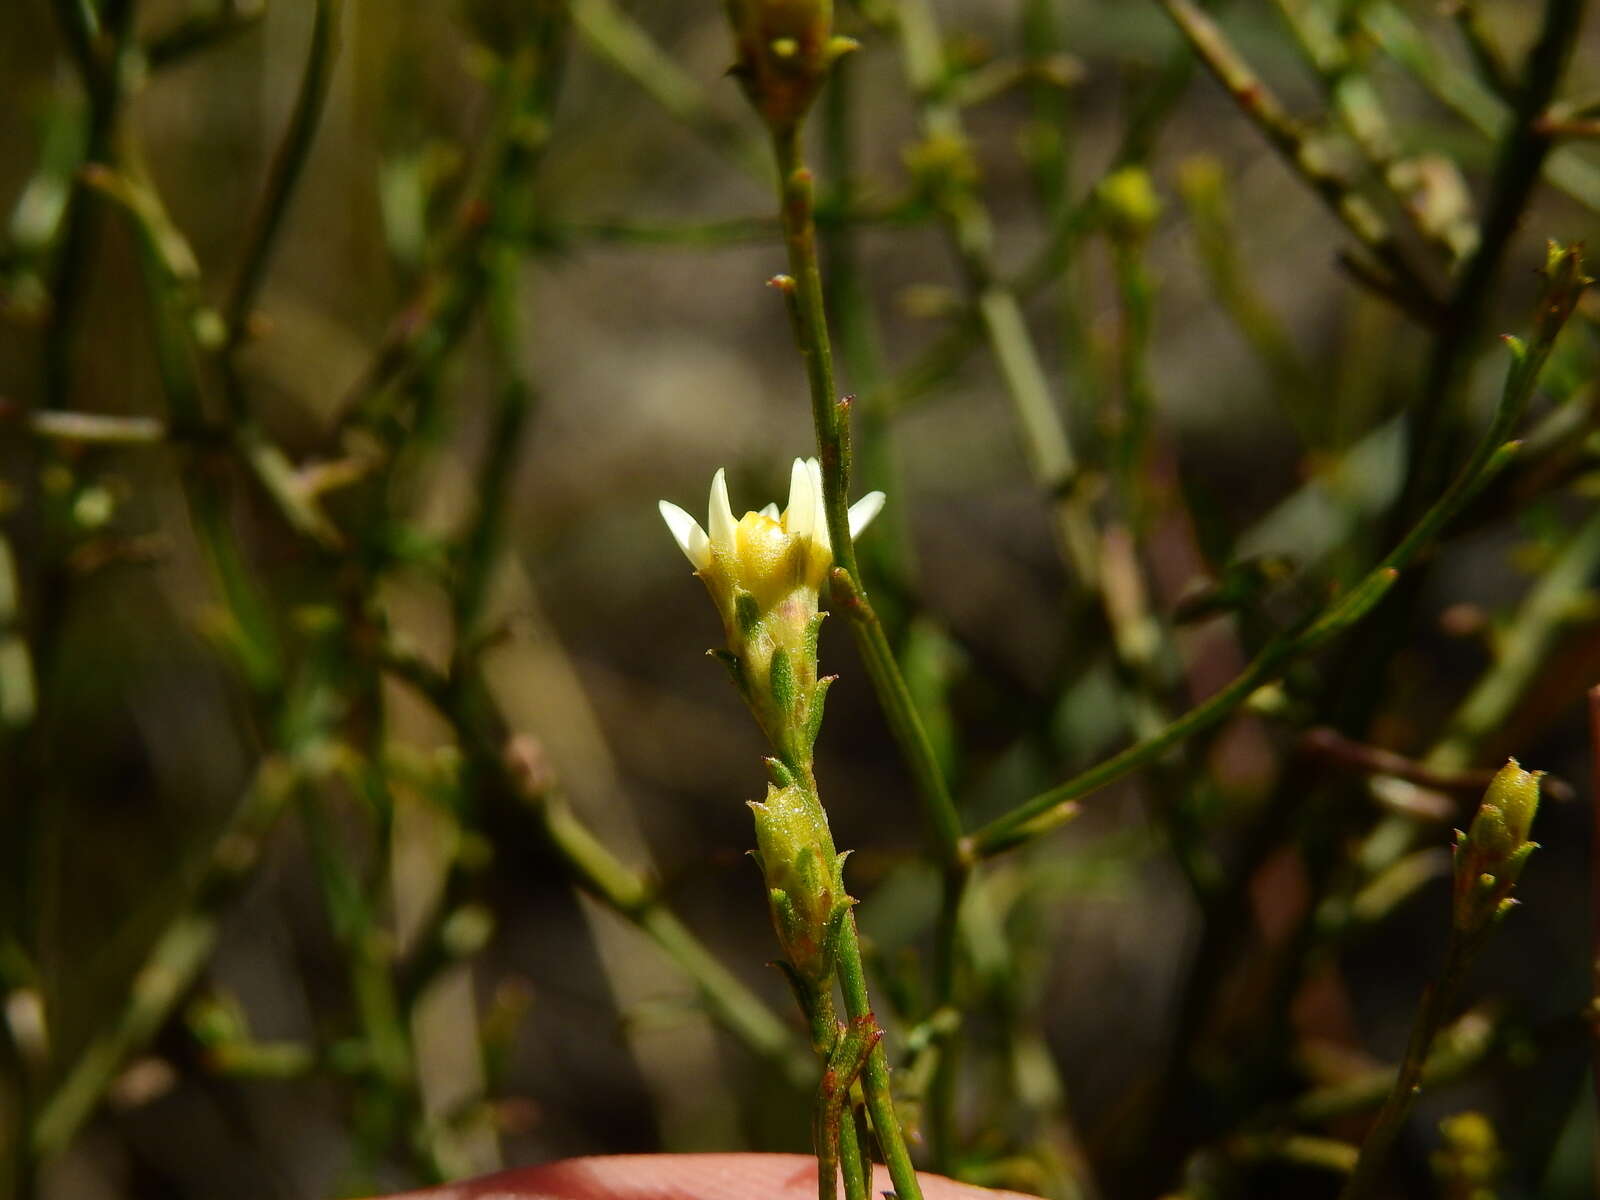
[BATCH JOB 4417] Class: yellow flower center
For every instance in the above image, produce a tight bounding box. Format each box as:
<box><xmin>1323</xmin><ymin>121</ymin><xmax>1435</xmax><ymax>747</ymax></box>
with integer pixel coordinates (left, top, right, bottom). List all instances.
<box><xmin>734</xmin><ymin>512</ymin><xmax>793</xmax><ymax>588</ymax></box>
<box><xmin>713</xmin><ymin>510</ymin><xmax>820</xmax><ymax>613</ymax></box>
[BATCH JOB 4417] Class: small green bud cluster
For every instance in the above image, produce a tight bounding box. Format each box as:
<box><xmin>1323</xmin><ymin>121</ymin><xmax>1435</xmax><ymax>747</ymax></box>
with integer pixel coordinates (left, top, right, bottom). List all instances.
<box><xmin>749</xmin><ymin>776</ymin><xmax>853</xmax><ymax>983</ymax></box>
<box><xmin>1534</xmin><ymin>241</ymin><xmax>1593</xmax><ymax>346</ymax></box>
<box><xmin>724</xmin><ymin>0</ymin><xmax>857</xmax><ymax>131</ymax></box>
<box><xmin>1452</xmin><ymin>759</ymin><xmax>1541</xmax><ymax>934</ymax></box>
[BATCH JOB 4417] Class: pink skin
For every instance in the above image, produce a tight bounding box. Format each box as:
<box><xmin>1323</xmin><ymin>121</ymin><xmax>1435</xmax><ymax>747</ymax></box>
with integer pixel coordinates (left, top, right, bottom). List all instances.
<box><xmin>365</xmin><ymin>1154</ymin><xmax>1042</xmax><ymax>1200</ymax></box>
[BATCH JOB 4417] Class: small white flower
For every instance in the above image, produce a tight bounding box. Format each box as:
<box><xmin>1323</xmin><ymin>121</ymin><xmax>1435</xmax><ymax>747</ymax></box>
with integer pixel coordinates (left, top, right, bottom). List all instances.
<box><xmin>659</xmin><ymin>458</ymin><xmax>883</xmax><ymax>762</ymax></box>
<box><xmin>658</xmin><ymin>458</ymin><xmax>884</xmax><ymax>604</ymax></box>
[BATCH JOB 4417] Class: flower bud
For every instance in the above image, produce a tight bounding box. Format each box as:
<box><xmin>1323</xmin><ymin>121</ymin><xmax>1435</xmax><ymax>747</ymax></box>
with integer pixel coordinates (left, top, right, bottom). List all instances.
<box><xmin>724</xmin><ymin>0</ymin><xmax>856</xmax><ymax>130</ymax></box>
<box><xmin>749</xmin><ymin>782</ymin><xmax>852</xmax><ymax>982</ymax></box>
<box><xmin>1452</xmin><ymin>759</ymin><xmax>1541</xmax><ymax>933</ymax></box>
<box><xmin>1097</xmin><ymin>164</ymin><xmax>1162</xmax><ymax>243</ymax></box>
<box><xmin>1534</xmin><ymin>241</ymin><xmax>1592</xmax><ymax>345</ymax></box>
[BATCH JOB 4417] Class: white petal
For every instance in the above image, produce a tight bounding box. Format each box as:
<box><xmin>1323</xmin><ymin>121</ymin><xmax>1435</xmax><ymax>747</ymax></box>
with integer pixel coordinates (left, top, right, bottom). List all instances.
<box><xmin>658</xmin><ymin>500</ymin><xmax>711</xmax><ymax>570</ymax></box>
<box><xmin>708</xmin><ymin>468</ymin><xmax>736</xmax><ymax>553</ymax></box>
<box><xmin>759</xmin><ymin>503</ymin><xmax>780</xmax><ymax>520</ymax></box>
<box><xmin>848</xmin><ymin>491</ymin><xmax>886</xmax><ymax>540</ymax></box>
<box><xmin>785</xmin><ymin>457</ymin><xmax>814</xmax><ymax>543</ymax></box>
<box><xmin>806</xmin><ymin>458</ymin><xmax>830</xmax><ymax>552</ymax></box>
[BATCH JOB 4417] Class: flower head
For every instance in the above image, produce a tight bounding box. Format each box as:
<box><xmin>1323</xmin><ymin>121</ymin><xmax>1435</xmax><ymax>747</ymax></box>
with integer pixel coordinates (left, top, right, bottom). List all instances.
<box><xmin>658</xmin><ymin>459</ymin><xmax>883</xmax><ymax>767</ymax></box>
<box><xmin>659</xmin><ymin>457</ymin><xmax>883</xmax><ymax>612</ymax></box>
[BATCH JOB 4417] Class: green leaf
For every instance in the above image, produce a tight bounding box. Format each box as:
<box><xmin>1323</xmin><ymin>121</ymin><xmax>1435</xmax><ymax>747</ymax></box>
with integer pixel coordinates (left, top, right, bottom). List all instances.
<box><xmin>803</xmin><ymin>610</ymin><xmax>826</xmax><ymax>664</ymax></box>
<box><xmin>734</xmin><ymin>587</ymin><xmax>761</xmax><ymax>636</ymax></box>
<box><xmin>770</xmin><ymin>646</ymin><xmax>796</xmax><ymax>716</ymax></box>
<box><xmin>803</xmin><ymin>674</ymin><xmax>834</xmax><ymax>750</ymax></box>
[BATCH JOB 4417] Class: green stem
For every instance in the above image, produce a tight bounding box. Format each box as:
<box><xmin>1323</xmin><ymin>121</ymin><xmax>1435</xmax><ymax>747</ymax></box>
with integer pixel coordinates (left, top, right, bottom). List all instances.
<box><xmin>870</xmin><ymin>45</ymin><xmax>1207</xmax><ymax>430</ymax></box>
<box><xmin>1269</xmin><ymin>0</ymin><xmax>1476</xmax><ymax>264</ymax></box>
<box><xmin>1359</xmin><ymin>1</ymin><xmax>1600</xmax><ymax>214</ymax></box>
<box><xmin>298</xmin><ymin>772</ymin><xmax>423</xmax><ymax>1177</ymax></box>
<box><xmin>1336</xmin><ymin>929</ymin><xmax>1481</xmax><ymax>1200</ymax></box>
<box><xmin>833</xmin><ymin>916</ymin><xmax>923</xmax><ymax>1200</ymax></box>
<box><xmin>810</xmin><ymin>986</ymin><xmax>870</xmax><ymax>1200</ymax></box>
<box><xmin>42</xmin><ymin>0</ymin><xmax>130</xmax><ymax>407</ymax></box>
<box><xmin>1396</xmin><ymin>0</ymin><xmax>1585</xmax><ymax>520</ymax></box>
<box><xmin>340</xmin><ymin>25</ymin><xmax>564</xmax><ymax>422</ymax></box>
<box><xmin>1432</xmin><ymin>505</ymin><xmax>1600</xmax><ymax>770</ymax></box>
<box><xmin>765</xmin><ymin>756</ymin><xmax>920</xmax><ymax>1200</ymax></box>
<box><xmin>222</xmin><ymin>0</ymin><xmax>341</xmax><ymax>356</ymax></box>
<box><xmin>1289</xmin><ymin>1008</ymin><xmax>1498</xmax><ymax>1124</ymax></box>
<box><xmin>896</xmin><ymin>0</ymin><xmax>1100</xmax><ymax>589</ymax></box>
<box><xmin>768</xmin><ymin>125</ymin><xmax>965</xmax><ymax>874</ymax></box>
<box><xmin>570</xmin><ymin>0</ymin><xmax>765</xmax><ymax>178</ymax></box>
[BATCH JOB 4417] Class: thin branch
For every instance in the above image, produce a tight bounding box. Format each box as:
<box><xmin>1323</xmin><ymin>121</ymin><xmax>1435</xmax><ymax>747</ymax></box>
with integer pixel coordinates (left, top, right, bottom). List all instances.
<box><xmin>30</xmin><ymin>762</ymin><xmax>296</xmax><ymax>1161</ymax></box>
<box><xmin>568</xmin><ymin>0</ymin><xmax>766</xmax><ymax>178</ymax></box>
<box><xmin>1360</xmin><ymin>2</ymin><xmax>1600</xmax><ymax>214</ymax></box>
<box><xmin>973</xmin><ymin>248</ymin><xmax>1584</xmax><ymax>858</ymax></box>
<box><xmin>1158</xmin><ymin>0</ymin><xmax>1443</xmax><ymax>322</ymax></box>
<box><xmin>144</xmin><ymin>1</ymin><xmax>265</xmax><ymax>73</ymax></box>
<box><xmin>222</xmin><ymin>0</ymin><xmax>342</xmax><ymax>359</ymax></box>
<box><xmin>384</xmin><ymin>649</ymin><xmax>814</xmax><ymax>1092</ymax></box>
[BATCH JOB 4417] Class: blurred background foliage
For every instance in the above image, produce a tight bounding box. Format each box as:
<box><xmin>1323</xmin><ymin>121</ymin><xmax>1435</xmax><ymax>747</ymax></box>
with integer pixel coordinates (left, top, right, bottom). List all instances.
<box><xmin>2</xmin><ymin>1</ymin><xmax>1600</xmax><ymax>1197</ymax></box>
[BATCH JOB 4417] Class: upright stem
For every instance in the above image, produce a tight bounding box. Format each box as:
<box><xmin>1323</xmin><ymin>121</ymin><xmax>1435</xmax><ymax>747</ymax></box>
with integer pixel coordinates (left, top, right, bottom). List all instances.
<box><xmin>768</xmin><ymin>120</ymin><xmax>957</xmax><ymax>1198</ymax></box>
<box><xmin>1336</xmin><ymin>929</ymin><xmax>1480</xmax><ymax>1200</ymax></box>
<box><xmin>223</xmin><ymin>0</ymin><xmax>341</xmax><ymax>351</ymax></box>
<box><xmin>1397</xmin><ymin>0</ymin><xmax>1585</xmax><ymax>520</ymax></box>
<box><xmin>833</xmin><ymin>915</ymin><xmax>924</xmax><ymax>1200</ymax></box>
<box><xmin>795</xmin><ymin>980</ymin><xmax>866</xmax><ymax>1200</ymax></box>
<box><xmin>779</xmin><ymin>761</ymin><xmax>920</xmax><ymax>1200</ymax></box>
<box><xmin>767</xmin><ymin>123</ymin><xmax>965</xmax><ymax>874</ymax></box>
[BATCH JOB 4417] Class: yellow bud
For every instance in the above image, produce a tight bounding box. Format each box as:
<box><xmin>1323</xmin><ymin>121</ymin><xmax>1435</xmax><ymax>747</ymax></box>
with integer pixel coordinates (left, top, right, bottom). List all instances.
<box><xmin>1453</xmin><ymin>759</ymin><xmax>1541</xmax><ymax>932</ymax></box>
<box><xmin>1098</xmin><ymin>165</ymin><xmax>1163</xmax><ymax>241</ymax></box>
<box><xmin>1479</xmin><ymin>759</ymin><xmax>1540</xmax><ymax>848</ymax></box>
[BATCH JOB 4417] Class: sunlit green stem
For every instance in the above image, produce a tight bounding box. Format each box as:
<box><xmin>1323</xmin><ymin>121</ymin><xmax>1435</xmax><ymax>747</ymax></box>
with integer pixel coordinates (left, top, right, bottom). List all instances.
<box><xmin>768</xmin><ymin>121</ymin><xmax>965</xmax><ymax>867</ymax></box>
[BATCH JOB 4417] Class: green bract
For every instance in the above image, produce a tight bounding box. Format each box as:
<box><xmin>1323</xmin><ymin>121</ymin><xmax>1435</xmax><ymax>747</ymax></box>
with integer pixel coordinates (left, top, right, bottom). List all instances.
<box><xmin>749</xmin><ymin>782</ymin><xmax>852</xmax><ymax>983</ymax></box>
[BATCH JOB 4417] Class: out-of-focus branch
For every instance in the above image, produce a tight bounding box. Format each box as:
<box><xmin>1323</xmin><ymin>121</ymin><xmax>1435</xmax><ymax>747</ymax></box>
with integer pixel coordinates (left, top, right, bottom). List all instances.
<box><xmin>382</xmin><ymin>647</ymin><xmax>813</xmax><ymax>1091</ymax></box>
<box><xmin>569</xmin><ymin>0</ymin><xmax>766</xmax><ymax>177</ymax></box>
<box><xmin>975</xmin><ymin>245</ymin><xmax>1586</xmax><ymax>857</ymax></box>
<box><xmin>1158</xmin><ymin>0</ymin><xmax>1443</xmax><ymax>323</ymax></box>
<box><xmin>221</xmin><ymin>0</ymin><xmax>342</xmax><ymax>368</ymax></box>
<box><xmin>29</xmin><ymin>760</ymin><xmax>297</xmax><ymax>1162</ymax></box>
